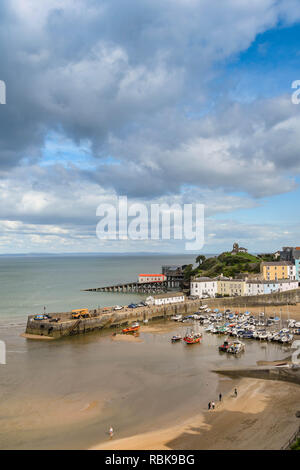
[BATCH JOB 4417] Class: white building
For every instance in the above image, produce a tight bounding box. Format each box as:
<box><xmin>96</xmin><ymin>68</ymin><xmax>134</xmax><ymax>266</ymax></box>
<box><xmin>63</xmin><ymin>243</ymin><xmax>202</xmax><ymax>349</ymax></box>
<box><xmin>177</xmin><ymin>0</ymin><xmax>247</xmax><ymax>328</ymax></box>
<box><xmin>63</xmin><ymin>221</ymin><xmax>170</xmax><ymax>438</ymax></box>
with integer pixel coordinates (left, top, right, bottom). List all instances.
<box><xmin>245</xmin><ymin>279</ymin><xmax>298</xmax><ymax>295</ymax></box>
<box><xmin>146</xmin><ymin>292</ymin><xmax>185</xmax><ymax>306</ymax></box>
<box><xmin>190</xmin><ymin>277</ymin><xmax>218</xmax><ymax>298</ymax></box>
<box><xmin>270</xmin><ymin>279</ymin><xmax>298</xmax><ymax>293</ymax></box>
<box><xmin>288</xmin><ymin>265</ymin><xmax>296</xmax><ymax>280</ymax></box>
<box><xmin>245</xmin><ymin>280</ymin><xmax>264</xmax><ymax>296</ymax></box>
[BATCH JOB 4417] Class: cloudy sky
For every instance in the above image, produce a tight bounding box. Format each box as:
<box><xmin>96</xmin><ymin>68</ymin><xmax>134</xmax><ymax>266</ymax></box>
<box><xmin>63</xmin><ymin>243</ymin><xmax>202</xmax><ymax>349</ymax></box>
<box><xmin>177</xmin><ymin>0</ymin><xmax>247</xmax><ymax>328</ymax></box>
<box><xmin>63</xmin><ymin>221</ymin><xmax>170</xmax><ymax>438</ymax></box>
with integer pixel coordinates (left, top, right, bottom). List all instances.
<box><xmin>1</xmin><ymin>0</ymin><xmax>300</xmax><ymax>254</ymax></box>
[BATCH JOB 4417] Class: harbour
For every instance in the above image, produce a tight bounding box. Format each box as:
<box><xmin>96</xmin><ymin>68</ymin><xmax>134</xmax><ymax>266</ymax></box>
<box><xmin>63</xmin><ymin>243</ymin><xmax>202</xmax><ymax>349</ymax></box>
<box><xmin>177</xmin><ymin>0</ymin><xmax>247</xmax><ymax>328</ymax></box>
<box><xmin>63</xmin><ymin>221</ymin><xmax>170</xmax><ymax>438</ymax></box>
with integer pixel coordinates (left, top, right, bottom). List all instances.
<box><xmin>1</xmin><ymin>254</ymin><xmax>300</xmax><ymax>450</ymax></box>
<box><xmin>2</xmin><ymin>314</ymin><xmax>298</xmax><ymax>450</ymax></box>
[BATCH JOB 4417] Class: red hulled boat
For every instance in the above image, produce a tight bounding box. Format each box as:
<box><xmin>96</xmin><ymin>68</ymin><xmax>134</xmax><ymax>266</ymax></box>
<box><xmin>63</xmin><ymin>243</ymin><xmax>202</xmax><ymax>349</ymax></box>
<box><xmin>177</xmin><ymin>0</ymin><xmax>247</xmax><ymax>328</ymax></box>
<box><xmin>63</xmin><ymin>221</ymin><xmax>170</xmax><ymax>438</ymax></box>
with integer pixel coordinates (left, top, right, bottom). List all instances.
<box><xmin>122</xmin><ymin>322</ymin><xmax>140</xmax><ymax>334</ymax></box>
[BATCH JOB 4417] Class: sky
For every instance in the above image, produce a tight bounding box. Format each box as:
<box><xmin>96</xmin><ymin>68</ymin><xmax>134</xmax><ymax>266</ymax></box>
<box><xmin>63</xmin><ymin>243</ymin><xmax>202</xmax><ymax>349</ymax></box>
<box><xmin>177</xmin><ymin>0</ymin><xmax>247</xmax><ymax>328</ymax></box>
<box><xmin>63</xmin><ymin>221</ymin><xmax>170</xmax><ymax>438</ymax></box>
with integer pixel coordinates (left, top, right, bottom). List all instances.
<box><xmin>1</xmin><ymin>0</ymin><xmax>300</xmax><ymax>254</ymax></box>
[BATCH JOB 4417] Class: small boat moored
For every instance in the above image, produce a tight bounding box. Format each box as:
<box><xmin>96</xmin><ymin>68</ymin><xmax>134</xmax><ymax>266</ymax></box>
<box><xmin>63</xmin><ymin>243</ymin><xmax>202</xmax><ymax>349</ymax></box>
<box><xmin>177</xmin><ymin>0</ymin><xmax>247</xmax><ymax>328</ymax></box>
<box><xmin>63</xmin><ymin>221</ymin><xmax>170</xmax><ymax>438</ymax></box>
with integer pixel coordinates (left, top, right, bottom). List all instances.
<box><xmin>171</xmin><ymin>335</ymin><xmax>182</xmax><ymax>343</ymax></box>
<box><xmin>122</xmin><ymin>322</ymin><xmax>140</xmax><ymax>334</ymax></box>
<box><xmin>219</xmin><ymin>339</ymin><xmax>231</xmax><ymax>352</ymax></box>
<box><xmin>183</xmin><ymin>325</ymin><xmax>202</xmax><ymax>344</ymax></box>
<box><xmin>227</xmin><ymin>340</ymin><xmax>245</xmax><ymax>354</ymax></box>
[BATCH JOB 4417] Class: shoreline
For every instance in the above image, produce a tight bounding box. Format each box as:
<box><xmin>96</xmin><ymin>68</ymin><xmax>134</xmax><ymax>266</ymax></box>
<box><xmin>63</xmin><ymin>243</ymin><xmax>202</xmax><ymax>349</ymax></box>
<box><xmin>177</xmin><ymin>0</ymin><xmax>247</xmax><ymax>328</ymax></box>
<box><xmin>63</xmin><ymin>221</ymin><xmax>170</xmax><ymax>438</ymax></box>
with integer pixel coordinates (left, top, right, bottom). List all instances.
<box><xmin>91</xmin><ymin>378</ymin><xmax>300</xmax><ymax>450</ymax></box>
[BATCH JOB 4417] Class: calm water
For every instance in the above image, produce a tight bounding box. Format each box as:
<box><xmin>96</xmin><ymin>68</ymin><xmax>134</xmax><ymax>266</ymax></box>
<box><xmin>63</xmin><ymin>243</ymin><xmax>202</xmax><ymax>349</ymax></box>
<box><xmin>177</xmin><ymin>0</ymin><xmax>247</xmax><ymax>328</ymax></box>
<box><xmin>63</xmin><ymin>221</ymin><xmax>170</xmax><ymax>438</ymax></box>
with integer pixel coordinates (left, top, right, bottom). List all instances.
<box><xmin>0</xmin><ymin>255</ymin><xmax>291</xmax><ymax>449</ymax></box>
<box><xmin>0</xmin><ymin>254</ymin><xmax>196</xmax><ymax>324</ymax></box>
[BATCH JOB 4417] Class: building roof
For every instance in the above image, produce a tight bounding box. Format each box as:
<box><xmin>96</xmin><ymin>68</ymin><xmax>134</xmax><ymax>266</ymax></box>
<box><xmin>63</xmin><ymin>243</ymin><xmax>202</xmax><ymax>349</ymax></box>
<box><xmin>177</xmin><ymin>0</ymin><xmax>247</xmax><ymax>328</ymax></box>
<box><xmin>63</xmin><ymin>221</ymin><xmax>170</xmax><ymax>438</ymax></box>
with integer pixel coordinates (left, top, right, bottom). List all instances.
<box><xmin>247</xmin><ymin>279</ymin><xmax>297</xmax><ymax>284</ymax></box>
<box><xmin>261</xmin><ymin>261</ymin><xmax>293</xmax><ymax>266</ymax></box>
<box><xmin>153</xmin><ymin>292</ymin><xmax>185</xmax><ymax>299</ymax></box>
<box><xmin>139</xmin><ymin>273</ymin><xmax>164</xmax><ymax>277</ymax></box>
<box><xmin>192</xmin><ymin>277</ymin><xmax>215</xmax><ymax>282</ymax></box>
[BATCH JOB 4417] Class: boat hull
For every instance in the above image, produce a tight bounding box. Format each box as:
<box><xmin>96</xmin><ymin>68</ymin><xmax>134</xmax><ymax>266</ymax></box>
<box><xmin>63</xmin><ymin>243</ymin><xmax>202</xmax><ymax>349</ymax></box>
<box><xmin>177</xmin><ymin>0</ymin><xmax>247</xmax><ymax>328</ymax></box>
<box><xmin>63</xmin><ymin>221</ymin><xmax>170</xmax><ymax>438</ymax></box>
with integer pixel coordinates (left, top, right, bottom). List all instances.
<box><xmin>183</xmin><ymin>336</ymin><xmax>201</xmax><ymax>344</ymax></box>
<box><xmin>122</xmin><ymin>326</ymin><xmax>140</xmax><ymax>334</ymax></box>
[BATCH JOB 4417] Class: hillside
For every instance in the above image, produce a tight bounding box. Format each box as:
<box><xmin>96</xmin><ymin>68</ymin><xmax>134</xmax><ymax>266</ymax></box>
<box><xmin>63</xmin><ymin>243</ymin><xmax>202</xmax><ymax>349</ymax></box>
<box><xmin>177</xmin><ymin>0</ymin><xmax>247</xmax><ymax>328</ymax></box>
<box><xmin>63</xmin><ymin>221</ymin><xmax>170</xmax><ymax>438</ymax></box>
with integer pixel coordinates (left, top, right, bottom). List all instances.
<box><xmin>189</xmin><ymin>251</ymin><xmax>270</xmax><ymax>279</ymax></box>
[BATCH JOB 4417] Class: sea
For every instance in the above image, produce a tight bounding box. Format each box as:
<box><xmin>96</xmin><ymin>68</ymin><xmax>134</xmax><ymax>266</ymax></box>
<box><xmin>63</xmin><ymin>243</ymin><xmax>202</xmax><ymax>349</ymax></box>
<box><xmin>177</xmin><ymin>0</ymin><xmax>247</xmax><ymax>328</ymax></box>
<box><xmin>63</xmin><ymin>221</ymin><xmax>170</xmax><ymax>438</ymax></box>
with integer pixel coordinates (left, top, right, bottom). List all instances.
<box><xmin>0</xmin><ymin>254</ymin><xmax>289</xmax><ymax>449</ymax></box>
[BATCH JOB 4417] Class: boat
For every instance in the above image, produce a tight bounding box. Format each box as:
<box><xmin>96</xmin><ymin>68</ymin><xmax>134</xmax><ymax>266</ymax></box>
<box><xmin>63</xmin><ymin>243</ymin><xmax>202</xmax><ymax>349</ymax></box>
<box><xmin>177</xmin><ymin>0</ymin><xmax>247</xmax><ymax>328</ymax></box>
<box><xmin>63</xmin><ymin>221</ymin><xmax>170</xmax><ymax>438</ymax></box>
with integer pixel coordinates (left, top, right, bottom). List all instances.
<box><xmin>217</xmin><ymin>326</ymin><xmax>228</xmax><ymax>334</ymax></box>
<box><xmin>258</xmin><ymin>331</ymin><xmax>268</xmax><ymax>340</ymax></box>
<box><xmin>227</xmin><ymin>340</ymin><xmax>245</xmax><ymax>354</ymax></box>
<box><xmin>219</xmin><ymin>339</ymin><xmax>232</xmax><ymax>352</ymax></box>
<box><xmin>171</xmin><ymin>335</ymin><xmax>182</xmax><ymax>343</ymax></box>
<box><xmin>183</xmin><ymin>334</ymin><xmax>201</xmax><ymax>344</ymax></box>
<box><xmin>183</xmin><ymin>325</ymin><xmax>202</xmax><ymax>344</ymax></box>
<box><xmin>241</xmin><ymin>331</ymin><xmax>254</xmax><ymax>339</ymax></box>
<box><xmin>171</xmin><ymin>314</ymin><xmax>182</xmax><ymax>321</ymax></box>
<box><xmin>122</xmin><ymin>322</ymin><xmax>140</xmax><ymax>334</ymax></box>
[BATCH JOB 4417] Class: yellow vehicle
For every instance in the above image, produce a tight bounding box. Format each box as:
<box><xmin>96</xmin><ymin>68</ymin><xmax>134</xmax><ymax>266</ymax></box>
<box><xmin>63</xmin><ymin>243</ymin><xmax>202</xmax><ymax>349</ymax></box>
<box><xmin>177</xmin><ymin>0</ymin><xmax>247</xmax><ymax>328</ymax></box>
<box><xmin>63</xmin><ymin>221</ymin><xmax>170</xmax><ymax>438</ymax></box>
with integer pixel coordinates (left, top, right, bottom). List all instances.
<box><xmin>71</xmin><ymin>308</ymin><xmax>90</xmax><ymax>319</ymax></box>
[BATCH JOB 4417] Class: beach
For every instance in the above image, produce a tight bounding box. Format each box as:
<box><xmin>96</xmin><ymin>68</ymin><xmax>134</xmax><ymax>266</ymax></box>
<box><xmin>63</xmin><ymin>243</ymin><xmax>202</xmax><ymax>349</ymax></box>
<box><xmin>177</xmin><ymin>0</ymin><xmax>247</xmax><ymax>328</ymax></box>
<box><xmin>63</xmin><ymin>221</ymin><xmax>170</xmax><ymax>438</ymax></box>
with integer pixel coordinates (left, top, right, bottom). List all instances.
<box><xmin>1</xmin><ymin>254</ymin><xmax>299</xmax><ymax>450</ymax></box>
<box><xmin>92</xmin><ymin>378</ymin><xmax>300</xmax><ymax>450</ymax></box>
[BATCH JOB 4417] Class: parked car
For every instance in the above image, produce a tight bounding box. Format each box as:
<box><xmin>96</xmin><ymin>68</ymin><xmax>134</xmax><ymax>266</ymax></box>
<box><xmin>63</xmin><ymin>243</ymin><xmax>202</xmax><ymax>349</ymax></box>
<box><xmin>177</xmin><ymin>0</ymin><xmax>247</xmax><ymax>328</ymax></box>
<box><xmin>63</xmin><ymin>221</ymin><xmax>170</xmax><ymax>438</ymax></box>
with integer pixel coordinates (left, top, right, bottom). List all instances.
<box><xmin>128</xmin><ymin>304</ymin><xmax>138</xmax><ymax>308</ymax></box>
<box><xmin>114</xmin><ymin>305</ymin><xmax>123</xmax><ymax>310</ymax></box>
<box><xmin>33</xmin><ymin>314</ymin><xmax>48</xmax><ymax>321</ymax></box>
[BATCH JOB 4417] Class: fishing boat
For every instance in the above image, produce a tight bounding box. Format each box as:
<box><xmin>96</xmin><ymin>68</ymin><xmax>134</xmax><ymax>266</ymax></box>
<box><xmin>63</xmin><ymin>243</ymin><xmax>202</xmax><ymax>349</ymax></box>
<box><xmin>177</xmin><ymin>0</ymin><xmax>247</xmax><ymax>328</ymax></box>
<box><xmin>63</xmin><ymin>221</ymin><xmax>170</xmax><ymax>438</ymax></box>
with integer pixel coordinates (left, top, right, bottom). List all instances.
<box><xmin>219</xmin><ymin>339</ymin><xmax>232</xmax><ymax>352</ymax></box>
<box><xmin>171</xmin><ymin>334</ymin><xmax>182</xmax><ymax>342</ymax></box>
<box><xmin>122</xmin><ymin>322</ymin><xmax>140</xmax><ymax>334</ymax></box>
<box><xmin>227</xmin><ymin>340</ymin><xmax>245</xmax><ymax>354</ymax></box>
<box><xmin>183</xmin><ymin>324</ymin><xmax>202</xmax><ymax>344</ymax></box>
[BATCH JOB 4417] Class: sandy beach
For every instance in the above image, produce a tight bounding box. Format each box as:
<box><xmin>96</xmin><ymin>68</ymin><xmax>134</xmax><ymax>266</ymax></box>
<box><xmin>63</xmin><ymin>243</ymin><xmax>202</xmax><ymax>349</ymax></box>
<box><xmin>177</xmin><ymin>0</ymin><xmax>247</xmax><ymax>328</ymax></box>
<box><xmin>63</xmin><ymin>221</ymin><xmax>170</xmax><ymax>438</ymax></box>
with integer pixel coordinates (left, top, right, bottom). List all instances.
<box><xmin>111</xmin><ymin>333</ymin><xmax>142</xmax><ymax>342</ymax></box>
<box><xmin>92</xmin><ymin>378</ymin><xmax>300</xmax><ymax>450</ymax></box>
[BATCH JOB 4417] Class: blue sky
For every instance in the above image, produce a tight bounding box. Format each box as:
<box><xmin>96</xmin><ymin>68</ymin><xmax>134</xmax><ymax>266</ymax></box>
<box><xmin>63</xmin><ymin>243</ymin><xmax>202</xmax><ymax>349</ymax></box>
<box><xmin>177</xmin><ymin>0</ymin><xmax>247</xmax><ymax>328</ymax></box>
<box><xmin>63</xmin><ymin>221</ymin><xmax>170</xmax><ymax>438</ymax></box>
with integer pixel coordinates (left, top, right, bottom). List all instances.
<box><xmin>1</xmin><ymin>0</ymin><xmax>300</xmax><ymax>254</ymax></box>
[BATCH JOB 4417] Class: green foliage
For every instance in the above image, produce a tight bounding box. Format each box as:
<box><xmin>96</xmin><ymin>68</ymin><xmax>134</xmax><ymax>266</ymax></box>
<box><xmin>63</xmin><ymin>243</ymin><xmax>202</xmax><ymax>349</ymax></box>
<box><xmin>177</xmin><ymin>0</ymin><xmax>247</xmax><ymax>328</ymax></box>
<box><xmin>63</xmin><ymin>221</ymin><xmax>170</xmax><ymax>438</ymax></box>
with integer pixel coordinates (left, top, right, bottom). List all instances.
<box><xmin>291</xmin><ymin>438</ymin><xmax>300</xmax><ymax>450</ymax></box>
<box><xmin>196</xmin><ymin>255</ymin><xmax>206</xmax><ymax>266</ymax></box>
<box><xmin>190</xmin><ymin>250</ymin><xmax>262</xmax><ymax>279</ymax></box>
<box><xmin>257</xmin><ymin>253</ymin><xmax>276</xmax><ymax>262</ymax></box>
<box><xmin>183</xmin><ymin>264</ymin><xmax>194</xmax><ymax>280</ymax></box>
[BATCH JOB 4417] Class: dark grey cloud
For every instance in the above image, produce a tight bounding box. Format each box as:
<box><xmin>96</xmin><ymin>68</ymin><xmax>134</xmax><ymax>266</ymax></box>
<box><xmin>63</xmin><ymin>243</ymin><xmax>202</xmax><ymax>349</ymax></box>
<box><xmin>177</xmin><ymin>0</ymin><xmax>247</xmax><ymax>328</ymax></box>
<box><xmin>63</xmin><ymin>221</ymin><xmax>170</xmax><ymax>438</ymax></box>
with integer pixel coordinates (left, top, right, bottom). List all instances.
<box><xmin>1</xmin><ymin>0</ymin><xmax>299</xmax><ymax>173</ymax></box>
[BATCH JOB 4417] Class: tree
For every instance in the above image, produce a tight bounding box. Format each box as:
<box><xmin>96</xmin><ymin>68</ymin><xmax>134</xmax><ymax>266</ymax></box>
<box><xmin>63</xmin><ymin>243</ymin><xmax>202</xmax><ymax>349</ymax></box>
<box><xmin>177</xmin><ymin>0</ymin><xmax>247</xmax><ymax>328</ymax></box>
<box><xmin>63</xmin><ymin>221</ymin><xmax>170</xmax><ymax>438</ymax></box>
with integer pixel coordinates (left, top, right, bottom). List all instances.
<box><xmin>196</xmin><ymin>255</ymin><xmax>206</xmax><ymax>267</ymax></box>
<box><xmin>183</xmin><ymin>264</ymin><xmax>194</xmax><ymax>280</ymax></box>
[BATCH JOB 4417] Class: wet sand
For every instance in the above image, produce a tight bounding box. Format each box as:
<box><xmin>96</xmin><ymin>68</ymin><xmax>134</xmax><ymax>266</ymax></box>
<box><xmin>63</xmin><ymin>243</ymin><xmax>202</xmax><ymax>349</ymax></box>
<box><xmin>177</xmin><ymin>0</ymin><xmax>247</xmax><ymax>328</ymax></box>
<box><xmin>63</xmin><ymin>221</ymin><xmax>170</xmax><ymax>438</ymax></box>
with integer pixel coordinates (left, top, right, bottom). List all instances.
<box><xmin>3</xmin><ymin>319</ymin><xmax>298</xmax><ymax>449</ymax></box>
<box><xmin>92</xmin><ymin>378</ymin><xmax>300</xmax><ymax>450</ymax></box>
<box><xmin>111</xmin><ymin>333</ymin><xmax>142</xmax><ymax>343</ymax></box>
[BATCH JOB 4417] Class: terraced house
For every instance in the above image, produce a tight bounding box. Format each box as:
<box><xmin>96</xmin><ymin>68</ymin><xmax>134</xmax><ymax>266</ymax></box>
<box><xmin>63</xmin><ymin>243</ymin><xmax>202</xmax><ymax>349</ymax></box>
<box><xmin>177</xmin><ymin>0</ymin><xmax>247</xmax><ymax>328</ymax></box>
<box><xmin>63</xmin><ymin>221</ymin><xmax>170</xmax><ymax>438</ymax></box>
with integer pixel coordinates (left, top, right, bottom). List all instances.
<box><xmin>260</xmin><ymin>261</ymin><xmax>294</xmax><ymax>281</ymax></box>
<box><xmin>218</xmin><ymin>278</ymin><xmax>246</xmax><ymax>297</ymax></box>
<box><xmin>191</xmin><ymin>276</ymin><xmax>298</xmax><ymax>299</ymax></box>
<box><xmin>191</xmin><ymin>277</ymin><xmax>246</xmax><ymax>298</ymax></box>
<box><xmin>190</xmin><ymin>277</ymin><xmax>218</xmax><ymax>298</ymax></box>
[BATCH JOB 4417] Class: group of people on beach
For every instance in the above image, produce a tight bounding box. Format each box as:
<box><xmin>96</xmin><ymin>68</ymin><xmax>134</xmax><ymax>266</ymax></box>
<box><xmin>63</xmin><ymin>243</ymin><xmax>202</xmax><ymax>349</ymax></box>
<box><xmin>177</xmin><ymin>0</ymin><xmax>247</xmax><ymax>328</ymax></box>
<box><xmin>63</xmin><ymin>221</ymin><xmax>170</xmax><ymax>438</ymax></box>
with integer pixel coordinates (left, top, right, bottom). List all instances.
<box><xmin>208</xmin><ymin>388</ymin><xmax>238</xmax><ymax>411</ymax></box>
<box><xmin>208</xmin><ymin>394</ymin><xmax>221</xmax><ymax>410</ymax></box>
<box><xmin>108</xmin><ymin>388</ymin><xmax>239</xmax><ymax>440</ymax></box>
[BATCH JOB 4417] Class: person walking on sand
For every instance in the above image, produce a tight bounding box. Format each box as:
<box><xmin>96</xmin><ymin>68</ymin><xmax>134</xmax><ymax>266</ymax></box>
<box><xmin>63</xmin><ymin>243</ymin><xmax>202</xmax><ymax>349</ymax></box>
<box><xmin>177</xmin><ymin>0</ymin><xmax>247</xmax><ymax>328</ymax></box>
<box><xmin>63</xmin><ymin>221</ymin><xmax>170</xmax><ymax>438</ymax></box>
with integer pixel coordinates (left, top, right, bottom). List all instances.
<box><xmin>219</xmin><ymin>393</ymin><xmax>222</xmax><ymax>402</ymax></box>
<box><xmin>211</xmin><ymin>401</ymin><xmax>215</xmax><ymax>410</ymax></box>
<box><xmin>109</xmin><ymin>426</ymin><xmax>114</xmax><ymax>439</ymax></box>
<box><xmin>234</xmin><ymin>388</ymin><xmax>238</xmax><ymax>397</ymax></box>
<box><xmin>208</xmin><ymin>401</ymin><xmax>211</xmax><ymax>410</ymax></box>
